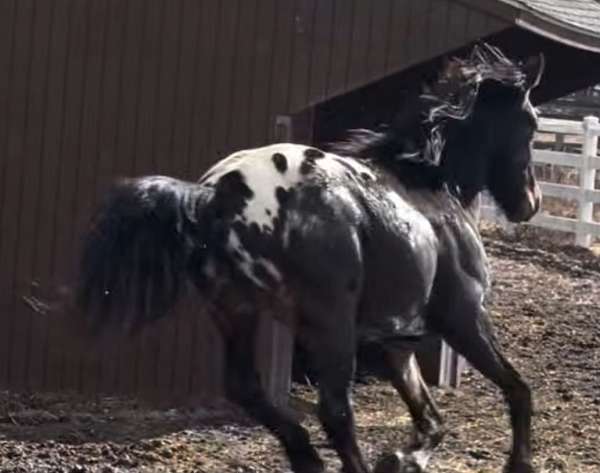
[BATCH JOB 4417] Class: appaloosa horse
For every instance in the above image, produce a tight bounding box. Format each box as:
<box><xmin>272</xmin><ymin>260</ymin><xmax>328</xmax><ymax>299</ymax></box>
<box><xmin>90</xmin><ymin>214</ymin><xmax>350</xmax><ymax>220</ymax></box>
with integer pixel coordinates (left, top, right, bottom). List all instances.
<box><xmin>78</xmin><ymin>44</ymin><xmax>544</xmax><ymax>473</ymax></box>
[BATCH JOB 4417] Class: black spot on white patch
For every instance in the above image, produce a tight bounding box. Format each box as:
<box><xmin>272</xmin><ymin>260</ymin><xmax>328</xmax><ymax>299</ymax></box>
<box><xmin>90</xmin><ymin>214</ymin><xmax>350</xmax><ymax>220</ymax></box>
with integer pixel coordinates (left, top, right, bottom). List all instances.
<box><xmin>214</xmin><ymin>170</ymin><xmax>253</xmax><ymax>217</ymax></box>
<box><xmin>271</xmin><ymin>153</ymin><xmax>288</xmax><ymax>173</ymax></box>
<box><xmin>216</xmin><ymin>171</ymin><xmax>253</xmax><ymax>198</ymax></box>
<box><xmin>300</xmin><ymin>148</ymin><xmax>325</xmax><ymax>175</ymax></box>
<box><xmin>304</xmin><ymin>148</ymin><xmax>324</xmax><ymax>159</ymax></box>
<box><xmin>275</xmin><ymin>186</ymin><xmax>290</xmax><ymax>206</ymax></box>
<box><xmin>300</xmin><ymin>158</ymin><xmax>315</xmax><ymax>175</ymax></box>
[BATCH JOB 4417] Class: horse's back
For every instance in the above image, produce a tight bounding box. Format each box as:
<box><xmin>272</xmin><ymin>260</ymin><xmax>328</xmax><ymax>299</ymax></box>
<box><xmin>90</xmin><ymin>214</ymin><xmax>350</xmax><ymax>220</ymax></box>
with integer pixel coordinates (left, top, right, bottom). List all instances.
<box><xmin>196</xmin><ymin>144</ymin><xmax>375</xmax><ymax>285</ymax></box>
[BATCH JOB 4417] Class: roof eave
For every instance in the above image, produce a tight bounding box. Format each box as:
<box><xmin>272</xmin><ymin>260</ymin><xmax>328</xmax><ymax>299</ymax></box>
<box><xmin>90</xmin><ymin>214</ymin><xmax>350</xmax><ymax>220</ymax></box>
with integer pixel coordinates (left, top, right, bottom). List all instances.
<box><xmin>455</xmin><ymin>0</ymin><xmax>600</xmax><ymax>53</ymax></box>
<box><xmin>515</xmin><ymin>12</ymin><xmax>600</xmax><ymax>53</ymax></box>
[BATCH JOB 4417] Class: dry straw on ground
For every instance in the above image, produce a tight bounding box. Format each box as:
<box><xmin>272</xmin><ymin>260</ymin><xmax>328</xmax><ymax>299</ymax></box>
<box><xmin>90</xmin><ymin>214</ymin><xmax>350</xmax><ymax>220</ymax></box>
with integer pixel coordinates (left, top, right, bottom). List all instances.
<box><xmin>0</xmin><ymin>226</ymin><xmax>598</xmax><ymax>472</ymax></box>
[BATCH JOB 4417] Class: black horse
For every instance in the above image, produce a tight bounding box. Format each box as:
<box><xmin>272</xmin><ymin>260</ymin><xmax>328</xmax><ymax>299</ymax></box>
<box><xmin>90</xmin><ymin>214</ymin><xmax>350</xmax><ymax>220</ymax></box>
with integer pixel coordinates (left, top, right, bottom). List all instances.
<box><xmin>78</xmin><ymin>44</ymin><xmax>544</xmax><ymax>473</ymax></box>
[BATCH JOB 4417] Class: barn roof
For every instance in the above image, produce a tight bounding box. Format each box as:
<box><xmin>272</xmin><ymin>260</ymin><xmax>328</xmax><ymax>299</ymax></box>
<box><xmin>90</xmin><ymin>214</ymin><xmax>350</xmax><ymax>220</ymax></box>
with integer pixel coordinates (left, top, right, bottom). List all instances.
<box><xmin>514</xmin><ymin>0</ymin><xmax>600</xmax><ymax>35</ymax></box>
<box><xmin>461</xmin><ymin>0</ymin><xmax>600</xmax><ymax>52</ymax></box>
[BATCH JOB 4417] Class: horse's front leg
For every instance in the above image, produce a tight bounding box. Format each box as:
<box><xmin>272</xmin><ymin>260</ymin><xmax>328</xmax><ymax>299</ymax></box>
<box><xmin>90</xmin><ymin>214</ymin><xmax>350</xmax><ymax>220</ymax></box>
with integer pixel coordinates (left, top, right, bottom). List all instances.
<box><xmin>373</xmin><ymin>349</ymin><xmax>444</xmax><ymax>473</ymax></box>
<box><xmin>437</xmin><ymin>303</ymin><xmax>534</xmax><ymax>473</ymax></box>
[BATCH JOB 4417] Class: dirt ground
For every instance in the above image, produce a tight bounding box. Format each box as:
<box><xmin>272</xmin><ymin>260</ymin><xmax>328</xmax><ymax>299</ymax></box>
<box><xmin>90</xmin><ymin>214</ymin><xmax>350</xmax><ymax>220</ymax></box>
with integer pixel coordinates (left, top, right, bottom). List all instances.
<box><xmin>0</xmin><ymin>226</ymin><xmax>598</xmax><ymax>473</ymax></box>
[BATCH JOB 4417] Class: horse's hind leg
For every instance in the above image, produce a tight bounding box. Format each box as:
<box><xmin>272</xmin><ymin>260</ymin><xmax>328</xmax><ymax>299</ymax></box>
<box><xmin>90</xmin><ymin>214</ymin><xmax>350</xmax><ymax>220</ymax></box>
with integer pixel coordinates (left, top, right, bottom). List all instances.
<box><xmin>223</xmin><ymin>311</ymin><xmax>324</xmax><ymax>473</ymax></box>
<box><xmin>309</xmin><ymin>335</ymin><xmax>370</xmax><ymax>473</ymax></box>
<box><xmin>437</xmin><ymin>306</ymin><xmax>533</xmax><ymax>473</ymax></box>
<box><xmin>373</xmin><ymin>349</ymin><xmax>444</xmax><ymax>473</ymax></box>
<box><xmin>301</xmin><ymin>296</ymin><xmax>368</xmax><ymax>473</ymax></box>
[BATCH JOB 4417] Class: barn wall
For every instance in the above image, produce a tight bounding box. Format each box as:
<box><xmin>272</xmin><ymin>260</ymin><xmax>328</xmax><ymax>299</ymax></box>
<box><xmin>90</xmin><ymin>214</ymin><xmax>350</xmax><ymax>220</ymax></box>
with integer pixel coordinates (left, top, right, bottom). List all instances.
<box><xmin>0</xmin><ymin>0</ymin><xmax>509</xmax><ymax>403</ymax></box>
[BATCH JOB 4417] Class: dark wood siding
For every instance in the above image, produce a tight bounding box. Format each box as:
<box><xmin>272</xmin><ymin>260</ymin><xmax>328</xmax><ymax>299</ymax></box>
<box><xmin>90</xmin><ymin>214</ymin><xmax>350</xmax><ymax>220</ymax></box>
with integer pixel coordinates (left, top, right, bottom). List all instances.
<box><xmin>0</xmin><ymin>0</ymin><xmax>508</xmax><ymax>403</ymax></box>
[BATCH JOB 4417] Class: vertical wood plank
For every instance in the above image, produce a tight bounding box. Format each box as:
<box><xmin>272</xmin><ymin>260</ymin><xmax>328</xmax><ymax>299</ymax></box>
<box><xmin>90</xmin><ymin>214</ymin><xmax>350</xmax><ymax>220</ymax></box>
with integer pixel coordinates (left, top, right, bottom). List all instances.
<box><xmin>265</xmin><ymin>0</ymin><xmax>295</xmax><ymax>140</ymax></box>
<box><xmin>114</xmin><ymin>0</ymin><xmax>145</xmax><ymax>179</ymax></box>
<box><xmin>132</xmin><ymin>0</ymin><xmax>163</xmax><ymax>177</ymax></box>
<box><xmin>406</xmin><ymin>0</ymin><xmax>432</xmax><ymax>68</ymax></box>
<box><xmin>94</xmin><ymin>0</ymin><xmax>128</xmax><ymax>396</ymax></box>
<box><xmin>187</xmin><ymin>0</ymin><xmax>220</xmax><ymax>178</ymax></box>
<box><xmin>0</xmin><ymin>0</ymin><xmax>17</xmax><ymax>387</ymax></box>
<box><xmin>40</xmin><ymin>0</ymin><xmax>73</xmax><ymax>393</ymax></box>
<box><xmin>138</xmin><ymin>0</ymin><xmax>182</xmax><ymax>400</ymax></box>
<box><xmin>386</xmin><ymin>0</ymin><xmax>411</xmax><ymax>74</ymax></box>
<box><xmin>111</xmin><ymin>0</ymin><xmax>146</xmax><ymax>396</ymax></box>
<box><xmin>171</xmin><ymin>0</ymin><xmax>202</xmax><ymax>178</ymax></box>
<box><xmin>326</xmin><ymin>0</ymin><xmax>354</xmax><ymax>98</ymax></box>
<box><xmin>445</xmin><ymin>2</ymin><xmax>470</xmax><ymax>52</ymax></box>
<box><xmin>149</xmin><ymin>0</ymin><xmax>192</xmax><ymax>400</ymax></box>
<box><xmin>306</xmin><ymin>0</ymin><xmax>334</xmax><ymax>106</ymax></box>
<box><xmin>197</xmin><ymin>318</ymin><xmax>224</xmax><ymax>401</ymax></box>
<box><xmin>287</xmin><ymin>0</ymin><xmax>317</xmax><ymax>113</ymax></box>
<box><xmin>367</xmin><ymin>0</ymin><xmax>393</xmax><ymax>80</ymax></box>
<box><xmin>52</xmin><ymin>0</ymin><xmax>89</xmax><ymax>392</ymax></box>
<box><xmin>151</xmin><ymin>0</ymin><xmax>181</xmax><ymax>176</ymax></box>
<box><xmin>577</xmin><ymin>116</ymin><xmax>599</xmax><ymax>246</ymax></box>
<box><xmin>225</xmin><ymin>0</ymin><xmax>257</xmax><ymax>152</ymax></box>
<box><xmin>187</xmin><ymin>2</ymin><xmax>222</xmax><ymax>399</ymax></box>
<box><xmin>345</xmin><ymin>0</ymin><xmax>372</xmax><ymax>90</ymax></box>
<box><xmin>247</xmin><ymin>0</ymin><xmax>277</xmax><ymax>148</ymax></box>
<box><xmin>187</xmin><ymin>311</ymin><xmax>205</xmax><ymax>400</ymax></box>
<box><xmin>73</xmin><ymin>0</ymin><xmax>109</xmax><ymax>396</ymax></box>
<box><xmin>1</xmin><ymin>0</ymin><xmax>35</xmax><ymax>390</ymax></box>
<box><xmin>170</xmin><ymin>298</ymin><xmax>196</xmax><ymax>400</ymax></box>
<box><xmin>95</xmin><ymin>0</ymin><xmax>127</xmax><ymax>204</ymax></box>
<box><xmin>208</xmin><ymin>0</ymin><xmax>241</xmax><ymax>158</ymax></box>
<box><xmin>18</xmin><ymin>0</ymin><xmax>55</xmax><ymax>392</ymax></box>
<box><xmin>429</xmin><ymin>0</ymin><xmax>450</xmax><ymax>58</ymax></box>
<box><xmin>485</xmin><ymin>15</ymin><xmax>511</xmax><ymax>34</ymax></box>
<box><xmin>465</xmin><ymin>4</ymin><xmax>489</xmax><ymax>40</ymax></box>
<box><xmin>128</xmin><ymin>0</ymin><xmax>164</xmax><ymax>399</ymax></box>
<box><xmin>166</xmin><ymin>3</ymin><xmax>202</xmax><ymax>399</ymax></box>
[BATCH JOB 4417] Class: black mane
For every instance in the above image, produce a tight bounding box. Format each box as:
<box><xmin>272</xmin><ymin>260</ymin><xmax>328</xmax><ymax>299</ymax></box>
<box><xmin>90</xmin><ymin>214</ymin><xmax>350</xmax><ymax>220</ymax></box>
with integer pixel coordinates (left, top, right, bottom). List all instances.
<box><xmin>330</xmin><ymin>43</ymin><xmax>530</xmax><ymax>168</ymax></box>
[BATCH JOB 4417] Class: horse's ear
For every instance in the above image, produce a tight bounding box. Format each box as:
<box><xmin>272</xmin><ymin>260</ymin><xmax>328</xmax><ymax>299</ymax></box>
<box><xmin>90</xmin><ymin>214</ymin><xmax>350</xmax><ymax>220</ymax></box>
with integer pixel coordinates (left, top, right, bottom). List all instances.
<box><xmin>523</xmin><ymin>53</ymin><xmax>545</xmax><ymax>90</ymax></box>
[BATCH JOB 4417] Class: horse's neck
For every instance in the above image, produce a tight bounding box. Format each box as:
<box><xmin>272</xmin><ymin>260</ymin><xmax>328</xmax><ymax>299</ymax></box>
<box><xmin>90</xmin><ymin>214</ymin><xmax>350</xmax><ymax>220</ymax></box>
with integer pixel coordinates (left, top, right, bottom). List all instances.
<box><xmin>439</xmin><ymin>118</ymin><xmax>491</xmax><ymax>209</ymax></box>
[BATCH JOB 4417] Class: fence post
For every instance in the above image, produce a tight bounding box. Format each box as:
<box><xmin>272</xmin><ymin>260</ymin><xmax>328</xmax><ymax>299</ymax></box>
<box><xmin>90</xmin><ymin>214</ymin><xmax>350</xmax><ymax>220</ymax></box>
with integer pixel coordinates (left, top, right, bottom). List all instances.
<box><xmin>576</xmin><ymin>116</ymin><xmax>599</xmax><ymax>247</ymax></box>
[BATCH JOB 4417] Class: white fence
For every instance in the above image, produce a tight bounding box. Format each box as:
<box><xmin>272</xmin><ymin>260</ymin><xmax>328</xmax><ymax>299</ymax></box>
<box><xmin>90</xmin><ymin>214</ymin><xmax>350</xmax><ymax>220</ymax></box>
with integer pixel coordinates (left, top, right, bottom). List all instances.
<box><xmin>481</xmin><ymin>115</ymin><xmax>600</xmax><ymax>247</ymax></box>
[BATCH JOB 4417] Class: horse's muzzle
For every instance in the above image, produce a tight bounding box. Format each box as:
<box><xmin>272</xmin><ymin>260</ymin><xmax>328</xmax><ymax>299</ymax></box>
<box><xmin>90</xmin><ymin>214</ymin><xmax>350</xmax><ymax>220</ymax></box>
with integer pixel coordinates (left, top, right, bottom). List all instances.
<box><xmin>509</xmin><ymin>181</ymin><xmax>542</xmax><ymax>223</ymax></box>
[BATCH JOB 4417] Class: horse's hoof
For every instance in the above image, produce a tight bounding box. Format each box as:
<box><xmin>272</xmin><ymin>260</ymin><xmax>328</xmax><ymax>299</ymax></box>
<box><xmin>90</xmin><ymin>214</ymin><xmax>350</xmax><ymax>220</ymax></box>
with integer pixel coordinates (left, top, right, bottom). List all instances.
<box><xmin>504</xmin><ymin>460</ymin><xmax>535</xmax><ymax>473</ymax></box>
<box><xmin>292</xmin><ymin>457</ymin><xmax>325</xmax><ymax>473</ymax></box>
<box><xmin>373</xmin><ymin>452</ymin><xmax>424</xmax><ymax>473</ymax></box>
<box><xmin>292</xmin><ymin>461</ymin><xmax>325</xmax><ymax>473</ymax></box>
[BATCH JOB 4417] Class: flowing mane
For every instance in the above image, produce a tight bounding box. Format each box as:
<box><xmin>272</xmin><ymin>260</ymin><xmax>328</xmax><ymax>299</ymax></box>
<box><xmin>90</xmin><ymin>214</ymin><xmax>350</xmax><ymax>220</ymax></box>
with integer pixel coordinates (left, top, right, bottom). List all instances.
<box><xmin>330</xmin><ymin>43</ymin><xmax>532</xmax><ymax>167</ymax></box>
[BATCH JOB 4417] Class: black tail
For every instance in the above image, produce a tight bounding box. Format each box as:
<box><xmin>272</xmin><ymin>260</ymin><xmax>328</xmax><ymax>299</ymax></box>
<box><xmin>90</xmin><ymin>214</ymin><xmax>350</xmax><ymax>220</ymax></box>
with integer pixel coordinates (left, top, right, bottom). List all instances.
<box><xmin>78</xmin><ymin>176</ymin><xmax>214</xmax><ymax>332</ymax></box>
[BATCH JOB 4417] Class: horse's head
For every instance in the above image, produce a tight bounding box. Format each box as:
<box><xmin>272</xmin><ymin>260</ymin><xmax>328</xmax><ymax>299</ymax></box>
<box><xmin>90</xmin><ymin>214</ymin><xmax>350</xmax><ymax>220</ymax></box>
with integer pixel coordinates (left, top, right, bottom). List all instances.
<box><xmin>430</xmin><ymin>44</ymin><xmax>544</xmax><ymax>222</ymax></box>
<box><xmin>474</xmin><ymin>52</ymin><xmax>543</xmax><ymax>222</ymax></box>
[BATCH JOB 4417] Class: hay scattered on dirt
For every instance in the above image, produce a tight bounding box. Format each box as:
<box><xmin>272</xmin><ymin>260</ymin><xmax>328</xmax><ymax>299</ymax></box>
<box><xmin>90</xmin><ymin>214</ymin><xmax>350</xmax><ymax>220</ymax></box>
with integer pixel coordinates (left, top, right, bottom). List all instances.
<box><xmin>0</xmin><ymin>226</ymin><xmax>598</xmax><ymax>472</ymax></box>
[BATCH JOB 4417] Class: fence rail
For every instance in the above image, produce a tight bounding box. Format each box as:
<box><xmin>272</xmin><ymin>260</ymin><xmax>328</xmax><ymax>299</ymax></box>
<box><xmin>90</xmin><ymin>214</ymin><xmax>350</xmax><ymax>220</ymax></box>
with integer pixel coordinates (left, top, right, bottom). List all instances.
<box><xmin>481</xmin><ymin>116</ymin><xmax>600</xmax><ymax>247</ymax></box>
